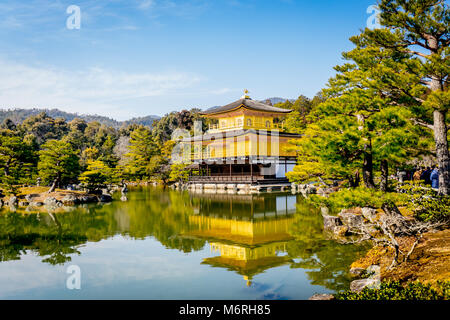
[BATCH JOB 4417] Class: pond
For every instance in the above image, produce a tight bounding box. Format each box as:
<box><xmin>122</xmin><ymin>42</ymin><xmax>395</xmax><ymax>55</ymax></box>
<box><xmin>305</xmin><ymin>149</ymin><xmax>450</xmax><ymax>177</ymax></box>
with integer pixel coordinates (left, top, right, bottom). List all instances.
<box><xmin>0</xmin><ymin>187</ymin><xmax>369</xmax><ymax>299</ymax></box>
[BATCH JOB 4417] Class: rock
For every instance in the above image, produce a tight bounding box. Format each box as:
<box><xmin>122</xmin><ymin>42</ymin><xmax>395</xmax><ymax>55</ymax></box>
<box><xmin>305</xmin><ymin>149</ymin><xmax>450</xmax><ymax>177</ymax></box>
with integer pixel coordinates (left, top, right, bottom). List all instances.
<box><xmin>0</xmin><ymin>199</ymin><xmax>3</xmax><ymax>207</ymax></box>
<box><xmin>29</xmin><ymin>201</ymin><xmax>43</xmax><ymax>207</ymax></box>
<box><xmin>18</xmin><ymin>201</ymin><xmax>29</xmax><ymax>207</ymax></box>
<box><xmin>320</xmin><ymin>207</ymin><xmax>330</xmax><ymax>215</ymax></box>
<box><xmin>61</xmin><ymin>195</ymin><xmax>79</xmax><ymax>205</ymax></box>
<box><xmin>361</xmin><ymin>207</ymin><xmax>378</xmax><ymax>222</ymax></box>
<box><xmin>323</xmin><ymin>214</ymin><xmax>342</xmax><ymax>232</ymax></box>
<box><xmin>8</xmin><ymin>196</ymin><xmax>17</xmax><ymax>206</ymax></box>
<box><xmin>349</xmin><ymin>267</ymin><xmax>365</xmax><ymax>277</ymax></box>
<box><xmin>120</xmin><ymin>195</ymin><xmax>128</xmax><ymax>202</ymax></box>
<box><xmin>350</xmin><ymin>278</ymin><xmax>381</xmax><ymax>293</ymax></box>
<box><xmin>25</xmin><ymin>194</ymin><xmax>34</xmax><ymax>202</ymax></box>
<box><xmin>44</xmin><ymin>197</ymin><xmax>61</xmax><ymax>206</ymax></box>
<box><xmin>308</xmin><ymin>294</ymin><xmax>335</xmax><ymax>300</ymax></box>
<box><xmin>366</xmin><ymin>265</ymin><xmax>381</xmax><ymax>278</ymax></box>
<box><xmin>99</xmin><ymin>194</ymin><xmax>113</xmax><ymax>202</ymax></box>
<box><xmin>334</xmin><ymin>225</ymin><xmax>349</xmax><ymax>237</ymax></box>
<box><xmin>90</xmin><ymin>189</ymin><xmax>103</xmax><ymax>195</ymax></box>
<box><xmin>299</xmin><ymin>184</ymin><xmax>317</xmax><ymax>195</ymax></box>
<box><xmin>338</xmin><ymin>210</ymin><xmax>364</xmax><ymax>229</ymax></box>
<box><xmin>80</xmin><ymin>195</ymin><xmax>98</xmax><ymax>203</ymax></box>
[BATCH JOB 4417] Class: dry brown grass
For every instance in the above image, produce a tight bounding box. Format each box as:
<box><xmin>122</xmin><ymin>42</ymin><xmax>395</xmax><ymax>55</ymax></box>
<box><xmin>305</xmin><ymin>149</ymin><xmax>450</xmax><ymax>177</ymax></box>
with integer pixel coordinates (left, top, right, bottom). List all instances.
<box><xmin>351</xmin><ymin>229</ymin><xmax>450</xmax><ymax>285</ymax></box>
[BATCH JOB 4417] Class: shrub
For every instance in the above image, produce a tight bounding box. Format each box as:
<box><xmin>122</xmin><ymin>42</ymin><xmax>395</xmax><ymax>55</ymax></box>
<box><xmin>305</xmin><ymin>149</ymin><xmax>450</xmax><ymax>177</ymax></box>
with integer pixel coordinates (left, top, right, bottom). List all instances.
<box><xmin>336</xmin><ymin>281</ymin><xmax>450</xmax><ymax>300</ymax></box>
<box><xmin>308</xmin><ymin>187</ymin><xmax>407</xmax><ymax>212</ymax></box>
<box><xmin>399</xmin><ymin>183</ymin><xmax>450</xmax><ymax>223</ymax></box>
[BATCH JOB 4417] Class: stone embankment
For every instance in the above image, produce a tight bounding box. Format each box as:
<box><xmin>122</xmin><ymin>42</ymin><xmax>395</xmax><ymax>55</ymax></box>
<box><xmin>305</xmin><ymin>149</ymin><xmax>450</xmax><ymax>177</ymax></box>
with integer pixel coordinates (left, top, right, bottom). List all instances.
<box><xmin>320</xmin><ymin>207</ymin><xmax>383</xmax><ymax>295</ymax></box>
<box><xmin>171</xmin><ymin>182</ymin><xmax>335</xmax><ymax>194</ymax></box>
<box><xmin>0</xmin><ymin>189</ymin><xmax>122</xmax><ymax>212</ymax></box>
<box><xmin>312</xmin><ymin>206</ymin><xmax>450</xmax><ymax>299</ymax></box>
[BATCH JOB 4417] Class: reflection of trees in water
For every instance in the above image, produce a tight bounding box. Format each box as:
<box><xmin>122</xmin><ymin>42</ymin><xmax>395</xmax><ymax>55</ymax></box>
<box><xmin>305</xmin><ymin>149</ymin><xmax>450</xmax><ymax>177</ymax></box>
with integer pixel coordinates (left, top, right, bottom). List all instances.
<box><xmin>0</xmin><ymin>189</ymin><xmax>207</xmax><ymax>264</ymax></box>
<box><xmin>0</xmin><ymin>212</ymin><xmax>87</xmax><ymax>265</ymax></box>
<box><xmin>286</xmin><ymin>200</ymin><xmax>370</xmax><ymax>291</ymax></box>
<box><xmin>110</xmin><ymin>189</ymin><xmax>206</xmax><ymax>252</ymax></box>
<box><xmin>0</xmin><ymin>188</ymin><xmax>368</xmax><ymax>292</ymax></box>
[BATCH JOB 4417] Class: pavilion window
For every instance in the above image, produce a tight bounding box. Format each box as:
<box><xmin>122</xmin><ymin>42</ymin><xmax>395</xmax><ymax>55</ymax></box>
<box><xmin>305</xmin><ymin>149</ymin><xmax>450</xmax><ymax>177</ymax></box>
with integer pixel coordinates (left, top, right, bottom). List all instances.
<box><xmin>247</xmin><ymin>119</ymin><xmax>252</xmax><ymax>127</ymax></box>
<box><xmin>265</xmin><ymin>121</ymin><xmax>271</xmax><ymax>128</ymax></box>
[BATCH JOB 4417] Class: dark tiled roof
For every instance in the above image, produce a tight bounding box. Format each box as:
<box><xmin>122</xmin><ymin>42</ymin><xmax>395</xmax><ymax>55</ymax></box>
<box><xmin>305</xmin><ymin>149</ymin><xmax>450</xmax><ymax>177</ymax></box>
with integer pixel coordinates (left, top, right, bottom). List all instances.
<box><xmin>201</xmin><ymin>98</ymin><xmax>292</xmax><ymax>115</ymax></box>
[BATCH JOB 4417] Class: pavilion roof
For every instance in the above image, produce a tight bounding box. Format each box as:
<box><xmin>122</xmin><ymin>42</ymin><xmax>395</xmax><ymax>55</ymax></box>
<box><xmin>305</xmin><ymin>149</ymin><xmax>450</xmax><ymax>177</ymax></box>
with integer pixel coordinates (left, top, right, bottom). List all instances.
<box><xmin>200</xmin><ymin>98</ymin><xmax>292</xmax><ymax>116</ymax></box>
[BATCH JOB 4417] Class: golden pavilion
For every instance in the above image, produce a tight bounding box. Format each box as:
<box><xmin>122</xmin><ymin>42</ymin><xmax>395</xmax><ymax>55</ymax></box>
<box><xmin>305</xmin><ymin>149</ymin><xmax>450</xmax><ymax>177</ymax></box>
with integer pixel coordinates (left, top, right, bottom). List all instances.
<box><xmin>182</xmin><ymin>90</ymin><xmax>301</xmax><ymax>185</ymax></box>
<box><xmin>183</xmin><ymin>193</ymin><xmax>298</xmax><ymax>286</ymax></box>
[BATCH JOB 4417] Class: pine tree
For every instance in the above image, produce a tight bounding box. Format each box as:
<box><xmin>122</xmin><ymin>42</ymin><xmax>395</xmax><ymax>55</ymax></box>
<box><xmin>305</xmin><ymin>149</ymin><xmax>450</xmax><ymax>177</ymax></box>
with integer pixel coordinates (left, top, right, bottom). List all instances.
<box><xmin>0</xmin><ymin>130</ymin><xmax>36</xmax><ymax>193</ymax></box>
<box><xmin>288</xmin><ymin>35</ymin><xmax>427</xmax><ymax>190</ymax></box>
<box><xmin>79</xmin><ymin>160</ymin><xmax>117</xmax><ymax>191</ymax></box>
<box><xmin>361</xmin><ymin>0</ymin><xmax>449</xmax><ymax>194</ymax></box>
<box><xmin>124</xmin><ymin>126</ymin><xmax>159</xmax><ymax>180</ymax></box>
<box><xmin>38</xmin><ymin>140</ymin><xmax>80</xmax><ymax>193</ymax></box>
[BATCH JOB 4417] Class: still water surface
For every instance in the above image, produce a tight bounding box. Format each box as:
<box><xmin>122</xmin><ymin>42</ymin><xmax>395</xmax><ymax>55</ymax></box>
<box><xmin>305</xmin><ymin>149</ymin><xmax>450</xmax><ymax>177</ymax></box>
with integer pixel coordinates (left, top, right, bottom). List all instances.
<box><xmin>0</xmin><ymin>187</ymin><xmax>368</xmax><ymax>299</ymax></box>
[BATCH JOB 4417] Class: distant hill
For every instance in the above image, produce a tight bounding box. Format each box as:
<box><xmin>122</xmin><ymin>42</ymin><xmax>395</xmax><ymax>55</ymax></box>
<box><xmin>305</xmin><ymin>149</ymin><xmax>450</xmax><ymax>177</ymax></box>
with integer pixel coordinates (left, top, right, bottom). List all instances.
<box><xmin>121</xmin><ymin>115</ymin><xmax>161</xmax><ymax>128</ymax></box>
<box><xmin>0</xmin><ymin>108</ymin><xmax>160</xmax><ymax>128</ymax></box>
<box><xmin>264</xmin><ymin>97</ymin><xmax>295</xmax><ymax>105</ymax></box>
<box><xmin>0</xmin><ymin>99</ymin><xmax>294</xmax><ymax>128</ymax></box>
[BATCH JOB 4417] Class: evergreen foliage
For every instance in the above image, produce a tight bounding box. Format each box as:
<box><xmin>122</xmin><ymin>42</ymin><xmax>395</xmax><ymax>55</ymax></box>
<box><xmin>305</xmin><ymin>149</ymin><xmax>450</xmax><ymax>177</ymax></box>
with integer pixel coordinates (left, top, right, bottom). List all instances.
<box><xmin>336</xmin><ymin>280</ymin><xmax>450</xmax><ymax>300</ymax></box>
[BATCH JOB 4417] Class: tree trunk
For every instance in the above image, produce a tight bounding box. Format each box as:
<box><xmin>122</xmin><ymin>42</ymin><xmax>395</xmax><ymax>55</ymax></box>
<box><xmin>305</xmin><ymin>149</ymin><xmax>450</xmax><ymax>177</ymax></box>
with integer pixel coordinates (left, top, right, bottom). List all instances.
<box><xmin>433</xmin><ymin>110</ymin><xmax>450</xmax><ymax>195</ymax></box>
<box><xmin>363</xmin><ymin>150</ymin><xmax>375</xmax><ymax>189</ymax></box>
<box><xmin>347</xmin><ymin>170</ymin><xmax>360</xmax><ymax>187</ymax></box>
<box><xmin>427</xmin><ymin>36</ymin><xmax>449</xmax><ymax>195</ymax></box>
<box><xmin>4</xmin><ymin>158</ymin><xmax>11</xmax><ymax>176</ymax></box>
<box><xmin>380</xmin><ymin>159</ymin><xmax>389</xmax><ymax>192</ymax></box>
<box><xmin>381</xmin><ymin>201</ymin><xmax>402</xmax><ymax>217</ymax></box>
<box><xmin>354</xmin><ymin>170</ymin><xmax>360</xmax><ymax>187</ymax></box>
<box><xmin>357</xmin><ymin>114</ymin><xmax>375</xmax><ymax>189</ymax></box>
<box><xmin>47</xmin><ymin>177</ymin><xmax>59</xmax><ymax>194</ymax></box>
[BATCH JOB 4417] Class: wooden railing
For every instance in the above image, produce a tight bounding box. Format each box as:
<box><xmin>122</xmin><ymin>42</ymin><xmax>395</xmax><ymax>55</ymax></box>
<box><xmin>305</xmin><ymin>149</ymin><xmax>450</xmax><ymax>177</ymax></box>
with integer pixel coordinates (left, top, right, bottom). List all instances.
<box><xmin>189</xmin><ymin>175</ymin><xmax>263</xmax><ymax>183</ymax></box>
<box><xmin>208</xmin><ymin>123</ymin><xmax>284</xmax><ymax>132</ymax></box>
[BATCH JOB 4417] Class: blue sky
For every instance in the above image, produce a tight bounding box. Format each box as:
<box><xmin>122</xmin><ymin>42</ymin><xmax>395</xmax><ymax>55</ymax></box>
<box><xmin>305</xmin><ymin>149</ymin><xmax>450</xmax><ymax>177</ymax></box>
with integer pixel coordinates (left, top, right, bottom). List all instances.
<box><xmin>0</xmin><ymin>0</ymin><xmax>379</xmax><ymax>120</ymax></box>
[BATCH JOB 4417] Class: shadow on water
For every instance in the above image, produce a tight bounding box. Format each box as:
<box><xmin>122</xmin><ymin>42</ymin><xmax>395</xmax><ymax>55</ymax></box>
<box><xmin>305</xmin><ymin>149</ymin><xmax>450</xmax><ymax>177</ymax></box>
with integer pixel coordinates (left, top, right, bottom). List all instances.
<box><xmin>0</xmin><ymin>187</ymin><xmax>369</xmax><ymax>294</ymax></box>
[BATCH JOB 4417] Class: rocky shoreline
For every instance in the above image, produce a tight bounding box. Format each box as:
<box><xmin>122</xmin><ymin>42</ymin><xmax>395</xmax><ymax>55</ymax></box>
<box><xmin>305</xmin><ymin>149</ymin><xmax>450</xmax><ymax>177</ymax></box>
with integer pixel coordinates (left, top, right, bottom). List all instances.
<box><xmin>309</xmin><ymin>207</ymin><xmax>449</xmax><ymax>300</ymax></box>
<box><xmin>0</xmin><ymin>188</ymin><xmax>121</xmax><ymax>212</ymax></box>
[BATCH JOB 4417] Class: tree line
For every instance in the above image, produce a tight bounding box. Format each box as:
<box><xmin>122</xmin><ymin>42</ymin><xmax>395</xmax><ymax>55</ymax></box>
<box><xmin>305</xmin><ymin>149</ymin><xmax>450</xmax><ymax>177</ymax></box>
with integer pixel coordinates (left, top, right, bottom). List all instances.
<box><xmin>285</xmin><ymin>0</ymin><xmax>449</xmax><ymax>197</ymax></box>
<box><xmin>0</xmin><ymin>109</ymin><xmax>204</xmax><ymax>194</ymax></box>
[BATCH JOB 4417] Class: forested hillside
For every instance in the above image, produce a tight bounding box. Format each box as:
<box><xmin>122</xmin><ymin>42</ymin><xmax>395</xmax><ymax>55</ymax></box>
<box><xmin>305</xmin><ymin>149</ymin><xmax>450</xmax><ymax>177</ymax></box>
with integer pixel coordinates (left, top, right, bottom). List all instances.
<box><xmin>0</xmin><ymin>108</ymin><xmax>160</xmax><ymax>128</ymax></box>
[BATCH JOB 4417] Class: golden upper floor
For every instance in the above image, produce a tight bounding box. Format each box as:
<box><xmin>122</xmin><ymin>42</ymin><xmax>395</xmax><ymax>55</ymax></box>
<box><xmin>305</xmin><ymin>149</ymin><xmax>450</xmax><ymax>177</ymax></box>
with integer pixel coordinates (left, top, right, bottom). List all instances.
<box><xmin>200</xmin><ymin>95</ymin><xmax>292</xmax><ymax>133</ymax></box>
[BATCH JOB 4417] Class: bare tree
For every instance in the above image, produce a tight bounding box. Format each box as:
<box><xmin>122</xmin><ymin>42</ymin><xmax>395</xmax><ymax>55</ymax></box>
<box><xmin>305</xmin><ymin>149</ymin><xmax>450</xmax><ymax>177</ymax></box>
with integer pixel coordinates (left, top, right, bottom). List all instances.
<box><xmin>341</xmin><ymin>202</ymin><xmax>445</xmax><ymax>270</ymax></box>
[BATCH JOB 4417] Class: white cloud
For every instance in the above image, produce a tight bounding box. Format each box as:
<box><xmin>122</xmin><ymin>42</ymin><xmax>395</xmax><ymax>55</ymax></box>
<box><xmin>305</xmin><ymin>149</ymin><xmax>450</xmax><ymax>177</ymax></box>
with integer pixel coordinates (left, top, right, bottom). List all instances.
<box><xmin>138</xmin><ymin>0</ymin><xmax>155</xmax><ymax>10</ymax></box>
<box><xmin>0</xmin><ymin>58</ymin><xmax>201</xmax><ymax>119</ymax></box>
<box><xmin>210</xmin><ymin>88</ymin><xmax>232</xmax><ymax>95</ymax></box>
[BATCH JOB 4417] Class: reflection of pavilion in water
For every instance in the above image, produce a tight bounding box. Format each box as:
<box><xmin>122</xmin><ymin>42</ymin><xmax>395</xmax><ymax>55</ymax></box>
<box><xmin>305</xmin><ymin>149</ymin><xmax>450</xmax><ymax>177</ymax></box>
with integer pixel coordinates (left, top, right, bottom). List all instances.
<box><xmin>185</xmin><ymin>193</ymin><xmax>298</xmax><ymax>286</ymax></box>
